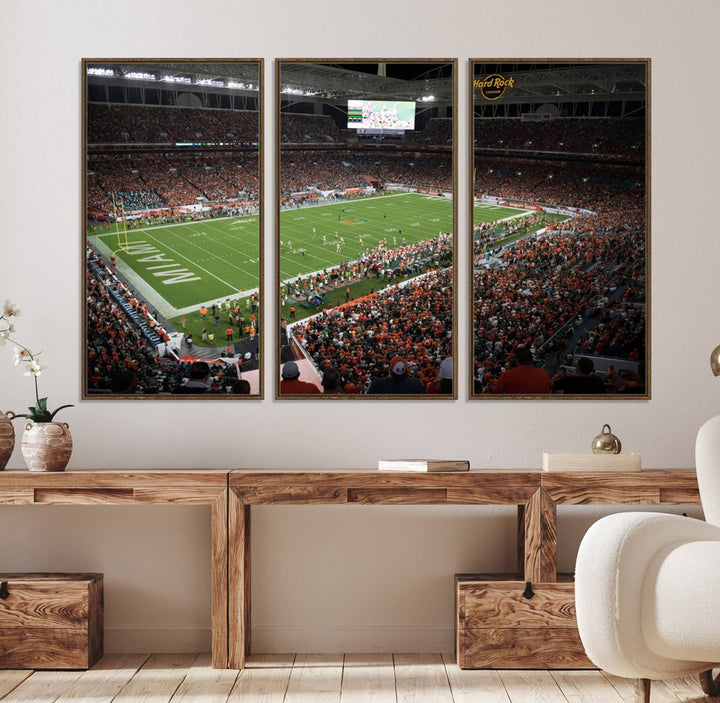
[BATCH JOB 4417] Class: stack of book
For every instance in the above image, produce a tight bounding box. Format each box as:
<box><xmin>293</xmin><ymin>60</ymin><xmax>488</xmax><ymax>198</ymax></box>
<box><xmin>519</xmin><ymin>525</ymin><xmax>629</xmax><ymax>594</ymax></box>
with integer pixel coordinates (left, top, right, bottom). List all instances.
<box><xmin>377</xmin><ymin>459</ymin><xmax>470</xmax><ymax>472</ymax></box>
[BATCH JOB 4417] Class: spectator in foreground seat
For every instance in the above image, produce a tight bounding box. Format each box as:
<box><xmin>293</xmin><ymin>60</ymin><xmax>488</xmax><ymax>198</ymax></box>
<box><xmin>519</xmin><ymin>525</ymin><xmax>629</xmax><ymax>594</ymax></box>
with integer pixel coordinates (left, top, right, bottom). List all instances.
<box><xmin>553</xmin><ymin>357</ymin><xmax>606</xmax><ymax>395</ymax></box>
<box><xmin>366</xmin><ymin>355</ymin><xmax>425</xmax><ymax>395</ymax></box>
<box><xmin>280</xmin><ymin>361</ymin><xmax>321</xmax><ymax>394</ymax></box>
<box><xmin>493</xmin><ymin>347</ymin><xmax>551</xmax><ymax>395</ymax></box>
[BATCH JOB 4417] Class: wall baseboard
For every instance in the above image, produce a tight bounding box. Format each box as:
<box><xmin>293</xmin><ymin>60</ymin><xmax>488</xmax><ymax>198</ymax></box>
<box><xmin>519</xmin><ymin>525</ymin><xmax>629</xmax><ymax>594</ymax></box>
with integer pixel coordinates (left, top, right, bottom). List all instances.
<box><xmin>105</xmin><ymin>625</ymin><xmax>454</xmax><ymax>654</ymax></box>
<box><xmin>251</xmin><ymin>625</ymin><xmax>455</xmax><ymax>653</ymax></box>
<box><xmin>105</xmin><ymin>627</ymin><xmax>211</xmax><ymax>653</ymax></box>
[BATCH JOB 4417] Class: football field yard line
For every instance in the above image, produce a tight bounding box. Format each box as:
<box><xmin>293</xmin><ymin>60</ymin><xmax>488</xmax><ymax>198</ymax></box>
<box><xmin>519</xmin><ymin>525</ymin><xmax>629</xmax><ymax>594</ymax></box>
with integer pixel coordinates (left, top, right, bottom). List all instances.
<box><xmin>279</xmin><ymin>193</ymin><xmax>453</xmax><ymax>280</ymax></box>
<box><xmin>133</xmin><ymin>228</ymin><xmax>242</xmax><ymax>293</ymax></box>
<box><xmin>158</xmin><ymin>225</ymin><xmax>259</xmax><ymax>280</ymax></box>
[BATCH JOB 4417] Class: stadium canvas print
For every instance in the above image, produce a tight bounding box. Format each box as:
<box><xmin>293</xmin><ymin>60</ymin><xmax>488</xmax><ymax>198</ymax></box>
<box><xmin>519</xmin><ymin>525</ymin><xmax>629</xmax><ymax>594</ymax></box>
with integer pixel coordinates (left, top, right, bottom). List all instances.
<box><xmin>83</xmin><ymin>59</ymin><xmax>263</xmax><ymax>397</ymax></box>
<box><xmin>277</xmin><ymin>60</ymin><xmax>456</xmax><ymax>397</ymax></box>
<box><xmin>471</xmin><ymin>60</ymin><xmax>649</xmax><ymax>398</ymax></box>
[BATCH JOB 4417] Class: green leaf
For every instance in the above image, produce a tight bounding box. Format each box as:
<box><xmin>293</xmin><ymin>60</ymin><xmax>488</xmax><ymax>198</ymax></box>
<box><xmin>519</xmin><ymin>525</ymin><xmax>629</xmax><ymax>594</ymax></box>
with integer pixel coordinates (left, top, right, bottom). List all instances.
<box><xmin>37</xmin><ymin>397</ymin><xmax>48</xmax><ymax>412</ymax></box>
<box><xmin>48</xmin><ymin>404</ymin><xmax>73</xmax><ymax>421</ymax></box>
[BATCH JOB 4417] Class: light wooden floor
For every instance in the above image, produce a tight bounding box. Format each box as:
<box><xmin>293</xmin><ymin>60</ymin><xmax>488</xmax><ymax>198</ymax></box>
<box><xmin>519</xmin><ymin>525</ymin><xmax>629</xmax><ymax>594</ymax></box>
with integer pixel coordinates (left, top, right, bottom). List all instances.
<box><xmin>0</xmin><ymin>653</ymin><xmax>713</xmax><ymax>703</ymax></box>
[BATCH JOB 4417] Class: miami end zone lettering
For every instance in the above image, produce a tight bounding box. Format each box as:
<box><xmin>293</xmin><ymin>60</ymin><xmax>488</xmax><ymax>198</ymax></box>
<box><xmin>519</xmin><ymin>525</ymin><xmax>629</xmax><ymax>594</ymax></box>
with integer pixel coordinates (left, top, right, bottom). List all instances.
<box><xmin>474</xmin><ymin>74</ymin><xmax>515</xmax><ymax>101</ymax></box>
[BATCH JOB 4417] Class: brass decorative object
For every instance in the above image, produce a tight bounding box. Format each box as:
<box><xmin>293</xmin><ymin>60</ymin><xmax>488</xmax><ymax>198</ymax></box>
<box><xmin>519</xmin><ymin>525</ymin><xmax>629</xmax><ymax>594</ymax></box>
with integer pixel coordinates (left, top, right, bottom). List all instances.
<box><xmin>711</xmin><ymin>345</ymin><xmax>720</xmax><ymax>377</ymax></box>
<box><xmin>591</xmin><ymin>424</ymin><xmax>622</xmax><ymax>454</ymax></box>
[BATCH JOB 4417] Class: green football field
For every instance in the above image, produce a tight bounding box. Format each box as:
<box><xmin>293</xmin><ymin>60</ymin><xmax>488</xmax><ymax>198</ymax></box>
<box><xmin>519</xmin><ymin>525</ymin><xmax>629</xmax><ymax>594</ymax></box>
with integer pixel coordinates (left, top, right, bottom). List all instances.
<box><xmin>90</xmin><ymin>215</ymin><xmax>260</xmax><ymax>313</ymax></box>
<box><xmin>473</xmin><ymin>202</ymin><xmax>527</xmax><ymax>224</ymax></box>
<box><xmin>279</xmin><ymin>192</ymin><xmax>453</xmax><ymax>281</ymax></box>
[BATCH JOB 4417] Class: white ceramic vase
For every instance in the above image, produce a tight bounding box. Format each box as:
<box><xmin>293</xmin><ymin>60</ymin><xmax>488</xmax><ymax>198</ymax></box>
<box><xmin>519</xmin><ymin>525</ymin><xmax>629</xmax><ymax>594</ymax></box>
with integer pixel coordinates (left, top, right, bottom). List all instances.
<box><xmin>21</xmin><ymin>421</ymin><xmax>73</xmax><ymax>472</ymax></box>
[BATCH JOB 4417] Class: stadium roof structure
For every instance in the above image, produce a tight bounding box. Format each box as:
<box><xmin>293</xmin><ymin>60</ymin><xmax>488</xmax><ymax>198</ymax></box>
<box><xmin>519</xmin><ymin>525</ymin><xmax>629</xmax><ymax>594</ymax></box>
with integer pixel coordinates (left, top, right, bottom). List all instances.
<box><xmin>473</xmin><ymin>62</ymin><xmax>647</xmax><ymax>116</ymax></box>
<box><xmin>279</xmin><ymin>62</ymin><xmax>454</xmax><ymax>105</ymax></box>
<box><xmin>85</xmin><ymin>61</ymin><xmax>259</xmax><ymax>94</ymax></box>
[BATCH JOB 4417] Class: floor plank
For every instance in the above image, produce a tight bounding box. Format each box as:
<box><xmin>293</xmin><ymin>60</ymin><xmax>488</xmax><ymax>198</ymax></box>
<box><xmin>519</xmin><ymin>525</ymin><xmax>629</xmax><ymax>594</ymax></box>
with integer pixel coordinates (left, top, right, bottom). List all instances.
<box><xmin>498</xmin><ymin>670</ymin><xmax>568</xmax><ymax>703</ymax></box>
<box><xmin>114</xmin><ymin>653</ymin><xmax>199</xmax><ymax>703</ymax></box>
<box><xmin>0</xmin><ymin>673</ymin><xmax>32</xmax><ymax>700</ymax></box>
<box><xmin>168</xmin><ymin>653</ymin><xmax>239</xmax><ymax>702</ymax></box>
<box><xmin>285</xmin><ymin>653</ymin><xmax>344</xmax><ymax>703</ymax></box>
<box><xmin>394</xmin><ymin>653</ymin><xmax>453</xmax><ymax>703</ymax></box>
<box><xmin>551</xmin><ymin>670</ymin><xmax>626</xmax><ymax>703</ymax></box>
<box><xmin>0</xmin><ymin>670</ymin><xmax>84</xmax><ymax>703</ymax></box>
<box><xmin>601</xmin><ymin>673</ymin><xmax>684</xmax><ymax>703</ymax></box>
<box><xmin>341</xmin><ymin>653</ymin><xmax>396</xmax><ymax>703</ymax></box>
<box><xmin>228</xmin><ymin>654</ymin><xmax>294</xmax><ymax>702</ymax></box>
<box><xmin>55</xmin><ymin>654</ymin><xmax>150</xmax><ymax>703</ymax></box>
<box><xmin>441</xmin><ymin>653</ymin><xmax>511</xmax><ymax>703</ymax></box>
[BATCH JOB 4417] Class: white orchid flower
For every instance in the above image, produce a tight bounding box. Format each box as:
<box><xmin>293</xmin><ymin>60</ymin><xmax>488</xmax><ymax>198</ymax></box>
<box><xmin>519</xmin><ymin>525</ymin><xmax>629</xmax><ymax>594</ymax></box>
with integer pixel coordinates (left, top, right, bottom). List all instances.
<box><xmin>13</xmin><ymin>347</ymin><xmax>33</xmax><ymax>365</ymax></box>
<box><xmin>23</xmin><ymin>359</ymin><xmax>44</xmax><ymax>377</ymax></box>
<box><xmin>2</xmin><ymin>300</ymin><xmax>21</xmax><ymax>318</ymax></box>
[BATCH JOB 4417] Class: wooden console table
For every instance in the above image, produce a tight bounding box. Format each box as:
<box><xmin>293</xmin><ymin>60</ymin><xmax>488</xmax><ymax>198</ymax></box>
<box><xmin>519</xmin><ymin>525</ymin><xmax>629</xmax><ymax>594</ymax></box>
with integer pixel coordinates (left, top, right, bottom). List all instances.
<box><xmin>0</xmin><ymin>470</ymin><xmax>229</xmax><ymax>668</ymax></box>
<box><xmin>227</xmin><ymin>469</ymin><xmax>700</xmax><ymax>669</ymax></box>
<box><xmin>0</xmin><ymin>468</ymin><xmax>702</xmax><ymax>670</ymax></box>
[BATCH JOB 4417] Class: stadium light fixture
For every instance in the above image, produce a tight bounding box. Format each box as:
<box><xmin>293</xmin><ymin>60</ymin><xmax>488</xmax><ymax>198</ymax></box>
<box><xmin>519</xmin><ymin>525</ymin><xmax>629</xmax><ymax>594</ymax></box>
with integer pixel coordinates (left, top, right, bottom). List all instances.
<box><xmin>420</xmin><ymin>95</ymin><xmax>435</xmax><ymax>102</ymax></box>
<box><xmin>197</xmin><ymin>79</ymin><xmax>224</xmax><ymax>87</ymax></box>
<box><xmin>87</xmin><ymin>67</ymin><xmax>115</xmax><ymax>77</ymax></box>
<box><xmin>162</xmin><ymin>76</ymin><xmax>192</xmax><ymax>84</ymax></box>
<box><xmin>125</xmin><ymin>71</ymin><xmax>156</xmax><ymax>81</ymax></box>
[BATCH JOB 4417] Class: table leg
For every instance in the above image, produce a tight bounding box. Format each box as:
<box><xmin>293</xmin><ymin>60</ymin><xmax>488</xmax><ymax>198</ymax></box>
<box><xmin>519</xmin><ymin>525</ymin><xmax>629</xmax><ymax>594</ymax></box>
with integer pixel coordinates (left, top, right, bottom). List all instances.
<box><xmin>228</xmin><ymin>490</ymin><xmax>251</xmax><ymax>669</ymax></box>
<box><xmin>519</xmin><ymin>488</ymin><xmax>557</xmax><ymax>583</ymax></box>
<box><xmin>211</xmin><ymin>489</ymin><xmax>228</xmax><ymax>668</ymax></box>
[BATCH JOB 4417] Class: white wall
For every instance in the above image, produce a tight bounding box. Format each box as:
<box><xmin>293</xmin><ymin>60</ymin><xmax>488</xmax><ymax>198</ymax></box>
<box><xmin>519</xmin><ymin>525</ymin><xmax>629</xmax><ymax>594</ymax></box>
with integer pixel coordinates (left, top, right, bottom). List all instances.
<box><xmin>1</xmin><ymin>0</ymin><xmax>719</xmax><ymax>654</ymax></box>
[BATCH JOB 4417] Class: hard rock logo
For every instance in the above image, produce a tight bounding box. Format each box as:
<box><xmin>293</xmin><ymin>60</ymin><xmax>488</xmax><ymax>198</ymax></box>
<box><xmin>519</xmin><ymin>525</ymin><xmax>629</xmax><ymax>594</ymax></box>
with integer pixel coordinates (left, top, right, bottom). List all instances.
<box><xmin>474</xmin><ymin>74</ymin><xmax>515</xmax><ymax>101</ymax></box>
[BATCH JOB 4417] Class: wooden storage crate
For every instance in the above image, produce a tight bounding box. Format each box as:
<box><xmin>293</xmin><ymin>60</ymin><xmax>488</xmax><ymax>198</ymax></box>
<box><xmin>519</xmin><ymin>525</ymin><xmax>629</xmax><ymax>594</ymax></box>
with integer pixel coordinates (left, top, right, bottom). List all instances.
<box><xmin>455</xmin><ymin>573</ymin><xmax>593</xmax><ymax>669</ymax></box>
<box><xmin>0</xmin><ymin>573</ymin><xmax>103</xmax><ymax>669</ymax></box>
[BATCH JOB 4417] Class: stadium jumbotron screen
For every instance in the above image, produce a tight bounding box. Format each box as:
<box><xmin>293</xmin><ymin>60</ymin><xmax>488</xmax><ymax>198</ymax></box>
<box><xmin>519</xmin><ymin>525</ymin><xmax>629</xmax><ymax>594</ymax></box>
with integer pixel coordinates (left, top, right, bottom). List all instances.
<box><xmin>347</xmin><ymin>99</ymin><xmax>416</xmax><ymax>132</ymax></box>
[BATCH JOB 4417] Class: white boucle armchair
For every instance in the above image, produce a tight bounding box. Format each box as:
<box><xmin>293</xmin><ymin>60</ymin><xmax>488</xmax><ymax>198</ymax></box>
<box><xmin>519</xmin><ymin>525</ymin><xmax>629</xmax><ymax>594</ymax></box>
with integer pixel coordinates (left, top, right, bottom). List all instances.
<box><xmin>575</xmin><ymin>415</ymin><xmax>720</xmax><ymax>703</ymax></box>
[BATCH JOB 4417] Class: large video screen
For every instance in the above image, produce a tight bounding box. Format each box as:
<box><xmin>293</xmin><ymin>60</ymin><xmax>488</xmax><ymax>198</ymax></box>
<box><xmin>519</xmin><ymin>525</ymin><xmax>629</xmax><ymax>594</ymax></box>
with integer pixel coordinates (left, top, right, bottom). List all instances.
<box><xmin>347</xmin><ymin>99</ymin><xmax>416</xmax><ymax>131</ymax></box>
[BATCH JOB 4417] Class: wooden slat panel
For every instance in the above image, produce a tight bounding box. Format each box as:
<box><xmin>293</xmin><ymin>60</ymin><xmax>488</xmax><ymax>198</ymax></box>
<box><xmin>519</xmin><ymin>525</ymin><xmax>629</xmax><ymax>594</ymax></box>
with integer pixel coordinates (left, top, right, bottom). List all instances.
<box><xmin>228</xmin><ymin>654</ymin><xmax>294</xmax><ymax>703</ymax></box>
<box><xmin>458</xmin><ymin>581</ymin><xmax>576</xmax><ymax>629</ymax></box>
<box><xmin>659</xmin><ymin>488</ymin><xmax>701</xmax><ymax>504</ymax></box>
<box><xmin>0</xmin><ymin>580</ymin><xmax>91</xmax><ymax>628</ymax></box>
<box><xmin>168</xmin><ymin>653</ymin><xmax>238</xmax><ymax>701</ymax></box>
<box><xmin>133</xmin><ymin>488</ymin><xmax>225</xmax><ymax>504</ymax></box>
<box><xmin>33</xmin><ymin>489</ymin><xmax>135</xmax><ymax>504</ymax></box>
<box><xmin>230</xmin><ymin>470</ymin><xmax>541</xmax><ymax>491</ymax></box>
<box><xmin>441</xmin><ymin>653</ymin><xmax>511</xmax><ymax>703</ymax></box>
<box><xmin>55</xmin><ymin>653</ymin><xmax>149</xmax><ymax>702</ymax></box>
<box><xmin>210</xmin><ymin>491</ymin><xmax>228</xmax><ymax>669</ymax></box>
<box><xmin>113</xmin><ymin>653</ymin><xmax>199</xmax><ymax>703</ymax></box>
<box><xmin>523</xmin><ymin>489</ymin><xmax>557</xmax><ymax>582</ymax></box>
<box><xmin>394</xmin><ymin>653</ymin><xmax>454</xmax><ymax>703</ymax></box>
<box><xmin>542</xmin><ymin>471</ymin><xmax>698</xmax><ymax>505</ymax></box>
<box><xmin>460</xmin><ymin>628</ymin><xmax>593</xmax><ymax>669</ymax></box>
<box><xmin>0</xmin><ymin>491</ymin><xmax>33</xmax><ymax>505</ymax></box>
<box><xmin>348</xmin><ymin>488</ymin><xmax>447</xmax><ymax>504</ymax></box>
<box><xmin>0</xmin><ymin>629</ymin><xmax>90</xmax><ymax>669</ymax></box>
<box><xmin>234</xmin><ymin>486</ymin><xmax>345</xmax><ymax>504</ymax></box>
<box><xmin>284</xmin><ymin>653</ymin><xmax>343</xmax><ymax>703</ymax></box>
<box><xmin>0</xmin><ymin>669</ymin><xmax>84</xmax><ymax>702</ymax></box>
<box><xmin>0</xmin><ymin>471</ymin><xmax>228</xmax><ymax>490</ymax></box>
<box><xmin>341</xmin><ymin>653</ymin><xmax>396</xmax><ymax>703</ymax></box>
<box><xmin>447</xmin><ymin>486</ymin><xmax>538</xmax><ymax>504</ymax></box>
<box><xmin>227</xmin><ymin>496</ymin><xmax>250</xmax><ymax>670</ymax></box>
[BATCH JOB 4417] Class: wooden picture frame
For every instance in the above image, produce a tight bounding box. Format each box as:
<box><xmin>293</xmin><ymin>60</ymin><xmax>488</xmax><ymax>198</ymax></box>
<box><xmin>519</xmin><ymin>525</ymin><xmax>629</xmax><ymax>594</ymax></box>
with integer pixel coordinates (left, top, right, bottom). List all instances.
<box><xmin>470</xmin><ymin>59</ymin><xmax>650</xmax><ymax>399</ymax></box>
<box><xmin>276</xmin><ymin>59</ymin><xmax>457</xmax><ymax>398</ymax></box>
<box><xmin>83</xmin><ymin>58</ymin><xmax>263</xmax><ymax>398</ymax></box>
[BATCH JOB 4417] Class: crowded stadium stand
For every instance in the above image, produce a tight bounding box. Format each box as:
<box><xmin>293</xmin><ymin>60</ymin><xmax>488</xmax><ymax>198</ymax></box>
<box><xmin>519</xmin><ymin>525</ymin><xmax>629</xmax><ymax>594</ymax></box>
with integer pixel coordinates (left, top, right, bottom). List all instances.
<box><xmin>277</xmin><ymin>62</ymin><xmax>456</xmax><ymax>394</ymax></box>
<box><xmin>471</xmin><ymin>62</ymin><xmax>647</xmax><ymax>394</ymax></box>
<box><xmin>85</xmin><ymin>62</ymin><xmax>261</xmax><ymax>395</ymax></box>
